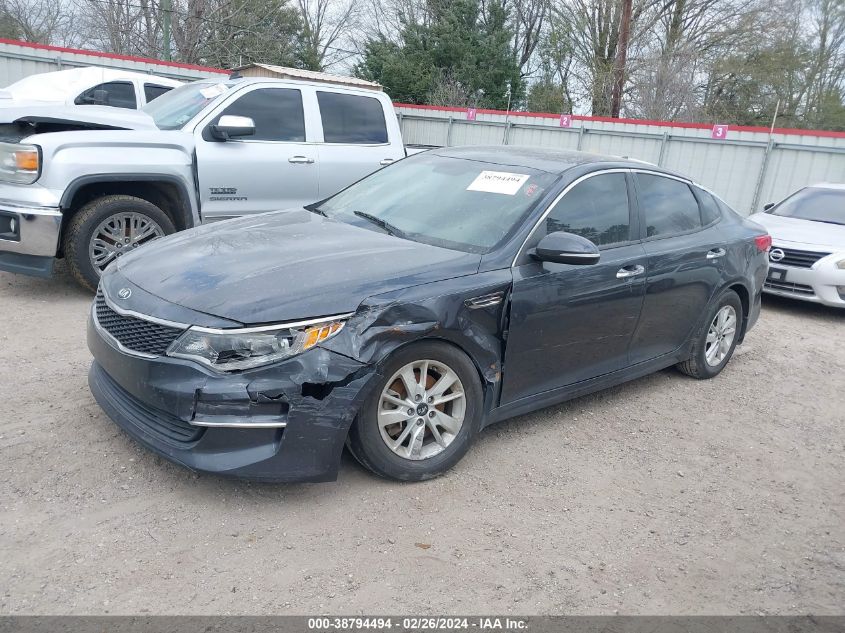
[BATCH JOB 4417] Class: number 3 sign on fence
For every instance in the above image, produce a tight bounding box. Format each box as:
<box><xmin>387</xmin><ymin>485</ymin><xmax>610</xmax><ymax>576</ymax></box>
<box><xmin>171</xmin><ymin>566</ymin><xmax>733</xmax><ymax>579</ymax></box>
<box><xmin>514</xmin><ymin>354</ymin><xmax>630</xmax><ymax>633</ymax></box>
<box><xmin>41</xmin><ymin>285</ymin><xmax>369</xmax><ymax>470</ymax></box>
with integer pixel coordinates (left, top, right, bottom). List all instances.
<box><xmin>711</xmin><ymin>124</ymin><xmax>729</xmax><ymax>139</ymax></box>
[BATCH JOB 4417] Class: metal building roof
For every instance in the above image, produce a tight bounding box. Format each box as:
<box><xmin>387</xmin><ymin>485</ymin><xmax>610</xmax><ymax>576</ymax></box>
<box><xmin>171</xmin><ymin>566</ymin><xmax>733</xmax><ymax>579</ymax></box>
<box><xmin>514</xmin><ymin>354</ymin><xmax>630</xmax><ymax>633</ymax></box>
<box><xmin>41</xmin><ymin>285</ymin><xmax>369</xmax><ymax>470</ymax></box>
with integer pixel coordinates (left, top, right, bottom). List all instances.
<box><xmin>230</xmin><ymin>63</ymin><xmax>382</xmax><ymax>91</ymax></box>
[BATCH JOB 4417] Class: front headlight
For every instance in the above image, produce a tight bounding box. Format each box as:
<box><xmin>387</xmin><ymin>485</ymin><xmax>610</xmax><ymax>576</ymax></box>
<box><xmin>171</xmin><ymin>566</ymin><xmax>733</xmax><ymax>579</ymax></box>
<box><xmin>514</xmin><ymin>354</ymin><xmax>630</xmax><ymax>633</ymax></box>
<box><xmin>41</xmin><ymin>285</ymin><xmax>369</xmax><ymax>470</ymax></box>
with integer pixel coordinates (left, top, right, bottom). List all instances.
<box><xmin>167</xmin><ymin>316</ymin><xmax>348</xmax><ymax>371</ymax></box>
<box><xmin>0</xmin><ymin>142</ymin><xmax>40</xmax><ymax>184</ymax></box>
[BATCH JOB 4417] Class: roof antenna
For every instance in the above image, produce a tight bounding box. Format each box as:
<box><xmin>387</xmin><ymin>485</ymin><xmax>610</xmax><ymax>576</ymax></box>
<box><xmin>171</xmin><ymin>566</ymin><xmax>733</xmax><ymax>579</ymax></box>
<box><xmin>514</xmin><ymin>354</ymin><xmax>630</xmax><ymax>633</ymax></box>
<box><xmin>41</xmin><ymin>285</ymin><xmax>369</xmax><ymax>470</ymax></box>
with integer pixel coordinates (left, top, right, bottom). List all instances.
<box><xmin>229</xmin><ymin>71</ymin><xmax>242</xmax><ymax>79</ymax></box>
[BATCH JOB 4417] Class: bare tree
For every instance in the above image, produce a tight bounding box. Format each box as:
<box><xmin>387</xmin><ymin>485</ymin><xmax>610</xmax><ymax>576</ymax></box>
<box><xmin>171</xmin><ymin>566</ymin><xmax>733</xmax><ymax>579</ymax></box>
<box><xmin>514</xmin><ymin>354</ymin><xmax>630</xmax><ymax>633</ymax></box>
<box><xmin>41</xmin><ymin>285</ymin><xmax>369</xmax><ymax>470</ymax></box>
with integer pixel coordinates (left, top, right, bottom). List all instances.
<box><xmin>296</xmin><ymin>0</ymin><xmax>359</xmax><ymax>70</ymax></box>
<box><xmin>0</xmin><ymin>0</ymin><xmax>78</xmax><ymax>45</ymax></box>
<box><xmin>502</xmin><ymin>0</ymin><xmax>550</xmax><ymax>77</ymax></box>
<box><xmin>75</xmin><ymin>0</ymin><xmax>162</xmax><ymax>57</ymax></box>
<box><xmin>626</xmin><ymin>0</ymin><xmax>768</xmax><ymax>120</ymax></box>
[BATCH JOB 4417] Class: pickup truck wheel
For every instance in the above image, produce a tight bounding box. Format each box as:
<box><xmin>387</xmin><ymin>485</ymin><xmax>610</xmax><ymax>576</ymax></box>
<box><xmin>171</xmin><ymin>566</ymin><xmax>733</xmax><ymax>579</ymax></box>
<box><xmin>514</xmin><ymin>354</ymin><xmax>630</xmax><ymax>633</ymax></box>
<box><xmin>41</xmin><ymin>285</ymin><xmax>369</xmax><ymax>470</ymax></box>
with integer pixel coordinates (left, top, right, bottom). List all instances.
<box><xmin>63</xmin><ymin>195</ymin><xmax>175</xmax><ymax>291</ymax></box>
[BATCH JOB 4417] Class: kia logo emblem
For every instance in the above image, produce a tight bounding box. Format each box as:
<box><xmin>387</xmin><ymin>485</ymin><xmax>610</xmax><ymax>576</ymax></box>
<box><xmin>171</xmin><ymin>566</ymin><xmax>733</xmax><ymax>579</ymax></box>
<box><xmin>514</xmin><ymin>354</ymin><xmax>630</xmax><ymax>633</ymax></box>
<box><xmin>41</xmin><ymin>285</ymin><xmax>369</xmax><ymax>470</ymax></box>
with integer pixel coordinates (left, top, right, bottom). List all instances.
<box><xmin>769</xmin><ymin>248</ymin><xmax>785</xmax><ymax>262</ymax></box>
<box><xmin>117</xmin><ymin>287</ymin><xmax>132</xmax><ymax>299</ymax></box>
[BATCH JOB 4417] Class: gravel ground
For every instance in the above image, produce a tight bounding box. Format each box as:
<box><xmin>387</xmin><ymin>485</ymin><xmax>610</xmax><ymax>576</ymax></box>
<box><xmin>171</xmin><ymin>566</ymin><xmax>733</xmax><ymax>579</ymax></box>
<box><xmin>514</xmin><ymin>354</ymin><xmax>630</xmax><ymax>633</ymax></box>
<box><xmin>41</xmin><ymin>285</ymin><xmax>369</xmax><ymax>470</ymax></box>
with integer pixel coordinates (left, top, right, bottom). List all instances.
<box><xmin>1</xmin><ymin>265</ymin><xmax>843</xmax><ymax>615</ymax></box>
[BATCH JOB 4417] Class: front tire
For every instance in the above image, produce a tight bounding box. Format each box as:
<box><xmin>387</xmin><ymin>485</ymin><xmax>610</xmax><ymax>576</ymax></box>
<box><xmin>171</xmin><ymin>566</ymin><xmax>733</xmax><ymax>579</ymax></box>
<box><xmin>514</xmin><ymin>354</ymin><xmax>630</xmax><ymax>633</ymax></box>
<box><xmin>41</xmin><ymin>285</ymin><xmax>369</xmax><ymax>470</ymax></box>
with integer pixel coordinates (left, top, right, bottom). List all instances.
<box><xmin>676</xmin><ymin>289</ymin><xmax>743</xmax><ymax>379</ymax></box>
<box><xmin>348</xmin><ymin>341</ymin><xmax>483</xmax><ymax>481</ymax></box>
<box><xmin>63</xmin><ymin>195</ymin><xmax>175</xmax><ymax>291</ymax></box>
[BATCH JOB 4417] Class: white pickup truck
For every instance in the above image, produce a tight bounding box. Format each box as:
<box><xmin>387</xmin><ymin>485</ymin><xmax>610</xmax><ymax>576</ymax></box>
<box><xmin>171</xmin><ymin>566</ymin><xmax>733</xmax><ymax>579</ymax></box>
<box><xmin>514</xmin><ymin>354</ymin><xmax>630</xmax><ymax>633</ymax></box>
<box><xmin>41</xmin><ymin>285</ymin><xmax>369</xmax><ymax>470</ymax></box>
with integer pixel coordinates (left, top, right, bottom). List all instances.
<box><xmin>0</xmin><ymin>74</ymin><xmax>412</xmax><ymax>289</ymax></box>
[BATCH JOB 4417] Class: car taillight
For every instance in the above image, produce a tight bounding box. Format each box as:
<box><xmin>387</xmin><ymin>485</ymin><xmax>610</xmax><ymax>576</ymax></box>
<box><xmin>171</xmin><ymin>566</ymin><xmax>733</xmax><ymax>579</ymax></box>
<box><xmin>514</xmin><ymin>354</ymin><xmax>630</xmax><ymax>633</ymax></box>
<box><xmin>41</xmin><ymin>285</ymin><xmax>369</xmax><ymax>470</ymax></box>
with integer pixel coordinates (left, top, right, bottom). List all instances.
<box><xmin>754</xmin><ymin>234</ymin><xmax>772</xmax><ymax>252</ymax></box>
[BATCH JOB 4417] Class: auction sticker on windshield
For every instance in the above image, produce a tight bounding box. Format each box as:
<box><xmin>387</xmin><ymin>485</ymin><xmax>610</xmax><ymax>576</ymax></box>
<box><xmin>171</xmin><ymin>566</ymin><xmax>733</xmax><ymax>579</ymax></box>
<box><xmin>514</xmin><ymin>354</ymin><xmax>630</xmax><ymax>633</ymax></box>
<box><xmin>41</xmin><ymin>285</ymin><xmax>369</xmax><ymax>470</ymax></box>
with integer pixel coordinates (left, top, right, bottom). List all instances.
<box><xmin>466</xmin><ymin>171</ymin><xmax>530</xmax><ymax>195</ymax></box>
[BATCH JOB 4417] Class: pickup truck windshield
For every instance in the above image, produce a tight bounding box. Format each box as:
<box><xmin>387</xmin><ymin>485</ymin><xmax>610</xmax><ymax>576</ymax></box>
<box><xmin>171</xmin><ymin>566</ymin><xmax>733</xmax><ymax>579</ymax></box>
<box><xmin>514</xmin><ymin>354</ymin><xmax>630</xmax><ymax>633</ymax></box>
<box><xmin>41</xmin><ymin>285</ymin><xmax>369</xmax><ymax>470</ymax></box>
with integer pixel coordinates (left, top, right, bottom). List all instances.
<box><xmin>769</xmin><ymin>187</ymin><xmax>845</xmax><ymax>225</ymax></box>
<box><xmin>316</xmin><ymin>153</ymin><xmax>558</xmax><ymax>253</ymax></box>
<box><xmin>143</xmin><ymin>81</ymin><xmax>233</xmax><ymax>130</ymax></box>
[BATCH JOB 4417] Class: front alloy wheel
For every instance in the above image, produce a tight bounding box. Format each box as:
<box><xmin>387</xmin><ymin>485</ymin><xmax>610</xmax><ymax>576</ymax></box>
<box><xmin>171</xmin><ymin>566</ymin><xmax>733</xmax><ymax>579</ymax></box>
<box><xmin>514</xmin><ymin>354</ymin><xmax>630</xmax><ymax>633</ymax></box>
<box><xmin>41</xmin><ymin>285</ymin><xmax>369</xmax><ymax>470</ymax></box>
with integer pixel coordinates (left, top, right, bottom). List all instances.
<box><xmin>348</xmin><ymin>341</ymin><xmax>482</xmax><ymax>481</ymax></box>
<box><xmin>378</xmin><ymin>359</ymin><xmax>467</xmax><ymax>460</ymax></box>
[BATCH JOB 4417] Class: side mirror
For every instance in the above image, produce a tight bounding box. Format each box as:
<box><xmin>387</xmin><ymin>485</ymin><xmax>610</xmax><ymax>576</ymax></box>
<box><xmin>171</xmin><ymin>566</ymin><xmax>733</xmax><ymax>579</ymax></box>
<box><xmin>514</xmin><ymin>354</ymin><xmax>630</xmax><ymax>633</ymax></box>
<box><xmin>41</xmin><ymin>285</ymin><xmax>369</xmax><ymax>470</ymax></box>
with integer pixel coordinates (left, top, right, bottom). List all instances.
<box><xmin>763</xmin><ymin>202</ymin><xmax>775</xmax><ymax>211</ymax></box>
<box><xmin>533</xmin><ymin>231</ymin><xmax>600</xmax><ymax>265</ymax></box>
<box><xmin>210</xmin><ymin>115</ymin><xmax>256</xmax><ymax>141</ymax></box>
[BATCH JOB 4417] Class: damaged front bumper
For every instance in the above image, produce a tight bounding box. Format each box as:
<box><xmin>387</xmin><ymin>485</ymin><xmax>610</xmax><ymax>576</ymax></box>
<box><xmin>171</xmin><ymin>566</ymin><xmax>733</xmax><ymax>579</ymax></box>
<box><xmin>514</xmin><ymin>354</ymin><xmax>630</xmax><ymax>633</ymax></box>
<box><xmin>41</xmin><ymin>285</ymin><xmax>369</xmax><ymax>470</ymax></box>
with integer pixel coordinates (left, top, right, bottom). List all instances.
<box><xmin>87</xmin><ymin>313</ymin><xmax>380</xmax><ymax>482</ymax></box>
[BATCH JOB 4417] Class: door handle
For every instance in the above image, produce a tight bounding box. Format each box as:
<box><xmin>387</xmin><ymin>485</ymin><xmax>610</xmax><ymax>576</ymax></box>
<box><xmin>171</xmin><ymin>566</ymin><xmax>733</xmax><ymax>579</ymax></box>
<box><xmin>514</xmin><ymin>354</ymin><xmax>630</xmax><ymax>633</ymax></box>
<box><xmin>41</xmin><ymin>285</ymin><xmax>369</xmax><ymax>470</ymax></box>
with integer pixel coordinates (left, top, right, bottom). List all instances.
<box><xmin>379</xmin><ymin>158</ymin><xmax>395</xmax><ymax>166</ymax></box>
<box><xmin>706</xmin><ymin>248</ymin><xmax>726</xmax><ymax>259</ymax></box>
<box><xmin>288</xmin><ymin>155</ymin><xmax>315</xmax><ymax>164</ymax></box>
<box><xmin>616</xmin><ymin>264</ymin><xmax>645</xmax><ymax>279</ymax></box>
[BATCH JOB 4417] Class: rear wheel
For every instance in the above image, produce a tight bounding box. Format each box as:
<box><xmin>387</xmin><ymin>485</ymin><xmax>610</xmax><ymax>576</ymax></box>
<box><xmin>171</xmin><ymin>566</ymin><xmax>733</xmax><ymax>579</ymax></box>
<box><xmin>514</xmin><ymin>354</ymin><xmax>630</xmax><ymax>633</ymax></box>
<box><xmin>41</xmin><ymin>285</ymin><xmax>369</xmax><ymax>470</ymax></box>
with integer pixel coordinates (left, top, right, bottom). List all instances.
<box><xmin>347</xmin><ymin>341</ymin><xmax>483</xmax><ymax>481</ymax></box>
<box><xmin>63</xmin><ymin>195</ymin><xmax>175</xmax><ymax>291</ymax></box>
<box><xmin>676</xmin><ymin>289</ymin><xmax>743</xmax><ymax>379</ymax></box>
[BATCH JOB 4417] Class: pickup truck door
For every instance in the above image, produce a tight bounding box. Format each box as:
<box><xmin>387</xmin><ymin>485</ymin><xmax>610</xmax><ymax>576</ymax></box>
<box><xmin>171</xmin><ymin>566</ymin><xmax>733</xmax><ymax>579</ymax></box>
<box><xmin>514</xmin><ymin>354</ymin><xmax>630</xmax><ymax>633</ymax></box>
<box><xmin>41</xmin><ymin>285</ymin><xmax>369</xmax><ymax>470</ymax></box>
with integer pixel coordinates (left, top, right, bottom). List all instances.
<box><xmin>314</xmin><ymin>90</ymin><xmax>406</xmax><ymax>198</ymax></box>
<box><xmin>194</xmin><ymin>85</ymin><xmax>320</xmax><ymax>221</ymax></box>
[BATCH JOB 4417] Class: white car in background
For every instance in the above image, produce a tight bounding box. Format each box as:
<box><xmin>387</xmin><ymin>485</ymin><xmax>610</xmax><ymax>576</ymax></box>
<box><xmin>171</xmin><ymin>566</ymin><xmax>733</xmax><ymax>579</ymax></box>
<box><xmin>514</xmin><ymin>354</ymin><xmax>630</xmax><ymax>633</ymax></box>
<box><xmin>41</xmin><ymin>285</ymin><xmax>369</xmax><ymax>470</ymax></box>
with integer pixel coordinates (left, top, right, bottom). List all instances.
<box><xmin>0</xmin><ymin>67</ymin><xmax>181</xmax><ymax>110</ymax></box>
<box><xmin>750</xmin><ymin>183</ymin><xmax>845</xmax><ymax>308</ymax></box>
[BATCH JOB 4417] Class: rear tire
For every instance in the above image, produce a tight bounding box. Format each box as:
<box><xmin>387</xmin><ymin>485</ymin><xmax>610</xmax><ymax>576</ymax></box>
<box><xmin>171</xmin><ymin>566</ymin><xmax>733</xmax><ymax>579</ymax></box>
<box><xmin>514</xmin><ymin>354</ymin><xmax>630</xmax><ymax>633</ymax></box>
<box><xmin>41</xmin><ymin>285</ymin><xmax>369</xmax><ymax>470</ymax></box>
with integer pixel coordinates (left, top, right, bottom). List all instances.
<box><xmin>347</xmin><ymin>341</ymin><xmax>483</xmax><ymax>481</ymax></box>
<box><xmin>63</xmin><ymin>195</ymin><xmax>175</xmax><ymax>291</ymax></box>
<box><xmin>676</xmin><ymin>289</ymin><xmax>743</xmax><ymax>379</ymax></box>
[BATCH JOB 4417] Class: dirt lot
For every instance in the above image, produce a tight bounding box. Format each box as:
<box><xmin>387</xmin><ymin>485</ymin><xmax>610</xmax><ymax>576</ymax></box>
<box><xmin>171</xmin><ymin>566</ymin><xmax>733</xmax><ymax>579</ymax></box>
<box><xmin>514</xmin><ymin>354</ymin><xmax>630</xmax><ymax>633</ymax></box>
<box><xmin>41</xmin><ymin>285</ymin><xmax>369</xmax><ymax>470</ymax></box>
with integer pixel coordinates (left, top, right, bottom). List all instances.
<box><xmin>0</xmin><ymin>265</ymin><xmax>843</xmax><ymax>615</ymax></box>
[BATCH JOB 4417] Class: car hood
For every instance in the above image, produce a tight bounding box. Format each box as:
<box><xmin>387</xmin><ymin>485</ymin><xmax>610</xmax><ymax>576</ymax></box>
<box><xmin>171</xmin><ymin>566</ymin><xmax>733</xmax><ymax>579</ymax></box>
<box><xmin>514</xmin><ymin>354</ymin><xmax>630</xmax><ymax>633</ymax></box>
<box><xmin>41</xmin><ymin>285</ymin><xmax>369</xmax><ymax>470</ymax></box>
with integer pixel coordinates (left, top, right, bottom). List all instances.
<box><xmin>749</xmin><ymin>212</ymin><xmax>845</xmax><ymax>250</ymax></box>
<box><xmin>115</xmin><ymin>209</ymin><xmax>482</xmax><ymax>325</ymax></box>
<box><xmin>0</xmin><ymin>103</ymin><xmax>157</xmax><ymax>131</ymax></box>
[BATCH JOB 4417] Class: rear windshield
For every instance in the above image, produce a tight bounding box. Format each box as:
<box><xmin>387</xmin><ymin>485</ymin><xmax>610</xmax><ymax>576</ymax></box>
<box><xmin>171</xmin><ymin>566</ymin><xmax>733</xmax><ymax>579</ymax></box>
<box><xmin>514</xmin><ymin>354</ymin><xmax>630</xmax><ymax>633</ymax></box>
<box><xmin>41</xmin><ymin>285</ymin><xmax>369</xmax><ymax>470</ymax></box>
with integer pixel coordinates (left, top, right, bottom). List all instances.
<box><xmin>769</xmin><ymin>187</ymin><xmax>845</xmax><ymax>226</ymax></box>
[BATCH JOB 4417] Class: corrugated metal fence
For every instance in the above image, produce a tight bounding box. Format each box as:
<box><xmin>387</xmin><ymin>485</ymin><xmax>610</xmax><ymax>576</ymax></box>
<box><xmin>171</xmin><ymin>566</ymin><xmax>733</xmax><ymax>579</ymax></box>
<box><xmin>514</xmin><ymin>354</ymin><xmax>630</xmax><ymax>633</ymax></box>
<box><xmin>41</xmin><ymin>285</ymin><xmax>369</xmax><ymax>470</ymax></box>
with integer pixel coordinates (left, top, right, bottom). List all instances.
<box><xmin>396</xmin><ymin>104</ymin><xmax>845</xmax><ymax>214</ymax></box>
<box><xmin>0</xmin><ymin>38</ymin><xmax>226</xmax><ymax>84</ymax></box>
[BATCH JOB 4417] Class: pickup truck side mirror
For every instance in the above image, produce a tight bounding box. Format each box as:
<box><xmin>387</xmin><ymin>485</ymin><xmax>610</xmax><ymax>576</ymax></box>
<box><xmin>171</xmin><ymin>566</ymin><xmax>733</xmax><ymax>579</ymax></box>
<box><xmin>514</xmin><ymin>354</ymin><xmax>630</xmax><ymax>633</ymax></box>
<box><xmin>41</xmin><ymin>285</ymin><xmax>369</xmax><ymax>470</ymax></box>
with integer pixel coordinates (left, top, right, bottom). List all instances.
<box><xmin>210</xmin><ymin>115</ymin><xmax>256</xmax><ymax>141</ymax></box>
<box><xmin>532</xmin><ymin>231</ymin><xmax>600</xmax><ymax>265</ymax></box>
<box><xmin>763</xmin><ymin>202</ymin><xmax>775</xmax><ymax>211</ymax></box>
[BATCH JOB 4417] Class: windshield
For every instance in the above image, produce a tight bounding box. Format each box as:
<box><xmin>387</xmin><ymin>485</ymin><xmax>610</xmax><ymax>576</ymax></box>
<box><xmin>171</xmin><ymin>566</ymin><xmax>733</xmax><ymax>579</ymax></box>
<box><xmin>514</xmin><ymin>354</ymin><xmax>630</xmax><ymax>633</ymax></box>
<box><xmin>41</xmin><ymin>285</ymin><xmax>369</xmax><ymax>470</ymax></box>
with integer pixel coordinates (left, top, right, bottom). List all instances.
<box><xmin>316</xmin><ymin>153</ymin><xmax>558</xmax><ymax>253</ymax></box>
<box><xmin>142</xmin><ymin>81</ymin><xmax>232</xmax><ymax>130</ymax></box>
<box><xmin>769</xmin><ymin>187</ymin><xmax>845</xmax><ymax>225</ymax></box>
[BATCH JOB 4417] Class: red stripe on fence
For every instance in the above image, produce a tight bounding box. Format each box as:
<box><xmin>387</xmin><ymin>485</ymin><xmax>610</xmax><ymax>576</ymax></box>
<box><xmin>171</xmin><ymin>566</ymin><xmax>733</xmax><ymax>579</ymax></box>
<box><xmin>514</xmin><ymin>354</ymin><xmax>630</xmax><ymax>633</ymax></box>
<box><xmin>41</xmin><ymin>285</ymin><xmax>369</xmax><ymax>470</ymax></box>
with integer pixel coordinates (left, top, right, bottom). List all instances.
<box><xmin>394</xmin><ymin>102</ymin><xmax>845</xmax><ymax>139</ymax></box>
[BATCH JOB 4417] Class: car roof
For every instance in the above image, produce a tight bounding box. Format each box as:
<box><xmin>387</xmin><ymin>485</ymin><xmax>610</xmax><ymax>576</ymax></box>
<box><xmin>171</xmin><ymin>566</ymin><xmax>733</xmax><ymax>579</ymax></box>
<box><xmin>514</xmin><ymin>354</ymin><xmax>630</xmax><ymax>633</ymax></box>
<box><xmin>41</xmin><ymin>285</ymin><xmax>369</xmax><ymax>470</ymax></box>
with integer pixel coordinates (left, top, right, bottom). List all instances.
<box><xmin>427</xmin><ymin>145</ymin><xmax>682</xmax><ymax>177</ymax></box>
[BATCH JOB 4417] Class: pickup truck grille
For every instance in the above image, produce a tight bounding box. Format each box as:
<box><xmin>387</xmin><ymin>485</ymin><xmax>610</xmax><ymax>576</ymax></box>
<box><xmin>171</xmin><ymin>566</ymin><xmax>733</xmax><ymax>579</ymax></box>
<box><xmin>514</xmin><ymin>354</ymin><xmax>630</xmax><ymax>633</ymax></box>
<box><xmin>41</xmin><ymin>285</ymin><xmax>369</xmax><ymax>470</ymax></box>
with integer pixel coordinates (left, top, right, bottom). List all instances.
<box><xmin>95</xmin><ymin>290</ymin><xmax>185</xmax><ymax>356</ymax></box>
<box><xmin>770</xmin><ymin>246</ymin><xmax>830</xmax><ymax>268</ymax></box>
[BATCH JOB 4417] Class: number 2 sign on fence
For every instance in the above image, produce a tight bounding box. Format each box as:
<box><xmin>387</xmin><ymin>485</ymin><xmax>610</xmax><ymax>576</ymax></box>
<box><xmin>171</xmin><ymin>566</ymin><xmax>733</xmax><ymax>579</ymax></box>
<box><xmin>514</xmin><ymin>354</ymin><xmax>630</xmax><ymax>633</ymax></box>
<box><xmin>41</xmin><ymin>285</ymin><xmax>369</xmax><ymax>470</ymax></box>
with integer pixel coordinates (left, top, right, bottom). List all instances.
<box><xmin>559</xmin><ymin>114</ymin><xmax>572</xmax><ymax>128</ymax></box>
<box><xmin>711</xmin><ymin>124</ymin><xmax>729</xmax><ymax>139</ymax></box>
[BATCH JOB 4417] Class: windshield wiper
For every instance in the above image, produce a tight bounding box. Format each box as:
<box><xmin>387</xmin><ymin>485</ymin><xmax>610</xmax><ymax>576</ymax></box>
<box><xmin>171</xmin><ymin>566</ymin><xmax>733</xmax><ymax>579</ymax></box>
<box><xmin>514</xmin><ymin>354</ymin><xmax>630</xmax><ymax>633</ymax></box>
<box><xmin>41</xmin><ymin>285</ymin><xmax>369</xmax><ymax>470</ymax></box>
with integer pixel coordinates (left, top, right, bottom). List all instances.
<box><xmin>353</xmin><ymin>210</ymin><xmax>407</xmax><ymax>238</ymax></box>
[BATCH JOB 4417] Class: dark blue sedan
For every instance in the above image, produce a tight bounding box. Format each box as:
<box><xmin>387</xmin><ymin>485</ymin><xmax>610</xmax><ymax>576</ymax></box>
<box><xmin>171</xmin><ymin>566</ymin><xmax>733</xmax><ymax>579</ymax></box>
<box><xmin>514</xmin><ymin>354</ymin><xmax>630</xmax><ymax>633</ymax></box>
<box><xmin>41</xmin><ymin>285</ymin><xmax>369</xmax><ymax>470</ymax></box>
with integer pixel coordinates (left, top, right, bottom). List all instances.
<box><xmin>87</xmin><ymin>147</ymin><xmax>770</xmax><ymax>482</ymax></box>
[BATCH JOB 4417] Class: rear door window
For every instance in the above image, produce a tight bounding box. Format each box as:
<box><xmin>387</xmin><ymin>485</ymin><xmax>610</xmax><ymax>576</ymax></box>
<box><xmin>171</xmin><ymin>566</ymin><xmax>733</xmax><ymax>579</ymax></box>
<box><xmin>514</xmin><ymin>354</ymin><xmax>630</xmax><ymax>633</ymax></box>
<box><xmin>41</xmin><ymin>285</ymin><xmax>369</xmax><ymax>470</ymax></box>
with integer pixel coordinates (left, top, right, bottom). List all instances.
<box><xmin>697</xmin><ymin>190</ymin><xmax>722</xmax><ymax>225</ymax></box>
<box><xmin>75</xmin><ymin>81</ymin><xmax>137</xmax><ymax>109</ymax></box>
<box><xmin>636</xmin><ymin>173</ymin><xmax>702</xmax><ymax>238</ymax></box>
<box><xmin>144</xmin><ymin>84</ymin><xmax>173</xmax><ymax>103</ymax></box>
<box><xmin>214</xmin><ymin>88</ymin><xmax>305</xmax><ymax>141</ymax></box>
<box><xmin>317</xmin><ymin>91</ymin><xmax>388</xmax><ymax>144</ymax></box>
<box><xmin>544</xmin><ymin>173</ymin><xmax>631</xmax><ymax>247</ymax></box>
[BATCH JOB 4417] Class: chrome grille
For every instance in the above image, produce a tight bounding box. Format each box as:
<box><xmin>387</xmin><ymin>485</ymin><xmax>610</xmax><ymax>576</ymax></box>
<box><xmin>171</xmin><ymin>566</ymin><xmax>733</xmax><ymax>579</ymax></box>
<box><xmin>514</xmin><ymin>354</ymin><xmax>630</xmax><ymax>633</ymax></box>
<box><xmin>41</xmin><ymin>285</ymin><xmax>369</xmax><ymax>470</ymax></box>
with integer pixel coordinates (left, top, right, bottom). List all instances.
<box><xmin>764</xmin><ymin>280</ymin><xmax>815</xmax><ymax>296</ymax></box>
<box><xmin>95</xmin><ymin>289</ymin><xmax>185</xmax><ymax>356</ymax></box>
<box><xmin>770</xmin><ymin>247</ymin><xmax>830</xmax><ymax>268</ymax></box>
